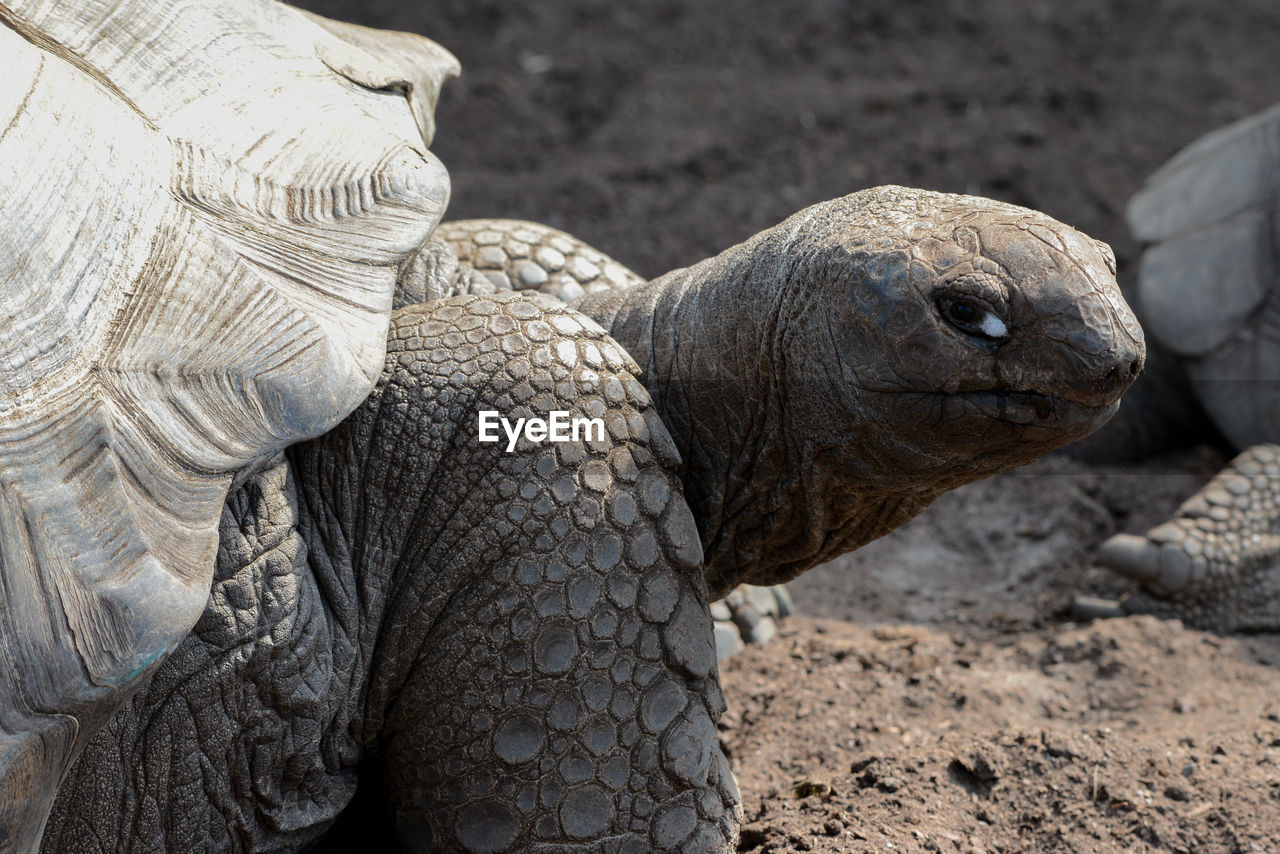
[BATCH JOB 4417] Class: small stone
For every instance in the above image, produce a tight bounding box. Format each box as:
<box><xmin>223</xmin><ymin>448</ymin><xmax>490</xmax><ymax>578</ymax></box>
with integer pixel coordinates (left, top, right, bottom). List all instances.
<box><xmin>877</xmin><ymin>776</ymin><xmax>904</xmax><ymax>793</ymax></box>
<box><xmin>744</xmin><ymin>584</ymin><xmax>782</xmax><ymax>618</ymax></box>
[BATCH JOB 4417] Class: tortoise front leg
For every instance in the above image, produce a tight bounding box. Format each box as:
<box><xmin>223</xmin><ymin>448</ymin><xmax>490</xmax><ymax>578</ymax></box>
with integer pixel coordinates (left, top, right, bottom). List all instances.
<box><xmin>383</xmin><ymin>479</ymin><xmax>740</xmax><ymax>852</ymax></box>
<box><xmin>301</xmin><ymin>293</ymin><xmax>741</xmax><ymax>851</ymax></box>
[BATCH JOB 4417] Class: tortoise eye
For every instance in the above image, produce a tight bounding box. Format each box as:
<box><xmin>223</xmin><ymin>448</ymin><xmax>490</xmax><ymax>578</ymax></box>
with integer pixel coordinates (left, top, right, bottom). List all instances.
<box><xmin>937</xmin><ymin>296</ymin><xmax>1009</xmax><ymax>342</ymax></box>
<box><xmin>947</xmin><ymin>301</ymin><xmax>976</xmax><ymax>324</ymax></box>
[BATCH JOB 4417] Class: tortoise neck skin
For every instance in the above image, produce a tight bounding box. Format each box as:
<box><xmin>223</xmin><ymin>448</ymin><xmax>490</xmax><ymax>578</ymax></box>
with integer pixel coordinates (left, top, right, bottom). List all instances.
<box><xmin>577</xmin><ymin>187</ymin><xmax>1146</xmax><ymax>596</ymax></box>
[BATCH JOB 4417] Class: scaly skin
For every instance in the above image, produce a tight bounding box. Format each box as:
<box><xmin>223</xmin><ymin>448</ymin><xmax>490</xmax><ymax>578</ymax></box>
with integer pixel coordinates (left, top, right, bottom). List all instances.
<box><xmin>42</xmin><ymin>188</ymin><xmax>1142</xmax><ymax>852</ymax></box>
<box><xmin>46</xmin><ymin>295</ymin><xmax>737</xmax><ymax>852</ymax></box>
<box><xmin>1101</xmin><ymin>443</ymin><xmax>1280</xmax><ymax>632</ymax></box>
<box><xmin>430</xmin><ymin>218</ymin><xmax>792</xmax><ymax>657</ymax></box>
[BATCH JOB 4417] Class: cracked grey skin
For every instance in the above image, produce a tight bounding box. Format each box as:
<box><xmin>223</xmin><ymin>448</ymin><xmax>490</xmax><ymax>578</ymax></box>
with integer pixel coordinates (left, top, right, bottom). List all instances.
<box><xmin>40</xmin><ymin>187</ymin><xmax>1142</xmax><ymax>853</ymax></box>
<box><xmin>1087</xmin><ymin>103</ymin><xmax>1280</xmax><ymax>632</ymax></box>
<box><xmin>417</xmin><ymin>219</ymin><xmax>790</xmax><ymax>659</ymax></box>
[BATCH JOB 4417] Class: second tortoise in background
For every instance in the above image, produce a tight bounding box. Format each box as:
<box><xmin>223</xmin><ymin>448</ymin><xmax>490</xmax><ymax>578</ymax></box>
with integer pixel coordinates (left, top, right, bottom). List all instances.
<box><xmin>1086</xmin><ymin>103</ymin><xmax>1280</xmax><ymax>631</ymax></box>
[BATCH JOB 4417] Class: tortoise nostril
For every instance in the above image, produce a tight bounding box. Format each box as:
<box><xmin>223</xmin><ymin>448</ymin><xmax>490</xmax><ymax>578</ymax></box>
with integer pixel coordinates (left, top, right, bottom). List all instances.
<box><xmin>1100</xmin><ymin>356</ymin><xmax>1143</xmax><ymax>394</ymax></box>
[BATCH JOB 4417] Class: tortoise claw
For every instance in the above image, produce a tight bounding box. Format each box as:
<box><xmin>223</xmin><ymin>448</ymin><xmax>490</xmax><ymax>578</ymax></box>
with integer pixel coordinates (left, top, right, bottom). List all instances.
<box><xmin>1097</xmin><ymin>533</ymin><xmax>1163</xmax><ymax>584</ymax></box>
<box><xmin>1071</xmin><ymin>595</ymin><xmax>1127</xmax><ymax>620</ymax></box>
<box><xmin>712</xmin><ymin>584</ymin><xmax>792</xmax><ymax>659</ymax></box>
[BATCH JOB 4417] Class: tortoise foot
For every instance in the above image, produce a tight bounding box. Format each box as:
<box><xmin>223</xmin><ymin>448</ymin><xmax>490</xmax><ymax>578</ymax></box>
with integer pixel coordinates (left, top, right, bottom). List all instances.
<box><xmin>1097</xmin><ymin>443</ymin><xmax>1280</xmax><ymax>631</ymax></box>
<box><xmin>711</xmin><ymin>584</ymin><xmax>794</xmax><ymax>659</ymax></box>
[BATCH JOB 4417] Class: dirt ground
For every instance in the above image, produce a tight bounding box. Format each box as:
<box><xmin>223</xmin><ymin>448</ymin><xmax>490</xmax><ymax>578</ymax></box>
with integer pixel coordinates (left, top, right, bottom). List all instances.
<box><xmin>294</xmin><ymin>1</ymin><xmax>1280</xmax><ymax>850</ymax></box>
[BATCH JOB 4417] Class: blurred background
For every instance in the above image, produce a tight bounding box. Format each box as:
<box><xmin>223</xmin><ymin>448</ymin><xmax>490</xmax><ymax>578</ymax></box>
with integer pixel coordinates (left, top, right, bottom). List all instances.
<box><xmin>295</xmin><ymin>0</ymin><xmax>1279</xmax><ymax>284</ymax></box>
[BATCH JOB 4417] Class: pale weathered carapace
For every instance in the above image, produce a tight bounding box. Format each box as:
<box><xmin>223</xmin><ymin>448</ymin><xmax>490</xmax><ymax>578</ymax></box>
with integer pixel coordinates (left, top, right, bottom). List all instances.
<box><xmin>0</xmin><ymin>1</ymin><xmax>455</xmax><ymax>847</ymax></box>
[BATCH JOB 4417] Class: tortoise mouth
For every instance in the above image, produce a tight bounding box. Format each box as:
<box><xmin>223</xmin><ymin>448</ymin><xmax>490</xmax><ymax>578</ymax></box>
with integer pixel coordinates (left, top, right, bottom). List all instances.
<box><xmin>951</xmin><ymin>388</ymin><xmax>1120</xmax><ymax>431</ymax></box>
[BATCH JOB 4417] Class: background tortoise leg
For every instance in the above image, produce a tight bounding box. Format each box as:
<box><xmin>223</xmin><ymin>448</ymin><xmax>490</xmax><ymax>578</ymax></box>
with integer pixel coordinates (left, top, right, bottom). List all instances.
<box><xmin>422</xmin><ymin>218</ymin><xmax>796</xmax><ymax>659</ymax></box>
<box><xmin>1098</xmin><ymin>443</ymin><xmax>1280</xmax><ymax>632</ymax></box>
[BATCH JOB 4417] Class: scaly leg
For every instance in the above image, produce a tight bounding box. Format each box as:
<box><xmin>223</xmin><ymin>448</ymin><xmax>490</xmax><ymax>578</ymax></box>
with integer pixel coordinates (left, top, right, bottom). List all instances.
<box><xmin>1099</xmin><ymin>443</ymin><xmax>1280</xmax><ymax>632</ymax></box>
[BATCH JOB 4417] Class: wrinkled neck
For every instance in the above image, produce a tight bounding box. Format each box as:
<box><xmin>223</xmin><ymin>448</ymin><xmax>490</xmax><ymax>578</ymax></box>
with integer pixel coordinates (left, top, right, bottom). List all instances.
<box><xmin>576</xmin><ymin>247</ymin><xmax>935</xmax><ymax>595</ymax></box>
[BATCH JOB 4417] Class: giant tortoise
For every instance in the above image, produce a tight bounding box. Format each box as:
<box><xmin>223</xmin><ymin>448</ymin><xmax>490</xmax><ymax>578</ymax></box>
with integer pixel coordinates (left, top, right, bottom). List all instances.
<box><xmin>0</xmin><ymin>2</ymin><xmax>1143</xmax><ymax>850</ymax></box>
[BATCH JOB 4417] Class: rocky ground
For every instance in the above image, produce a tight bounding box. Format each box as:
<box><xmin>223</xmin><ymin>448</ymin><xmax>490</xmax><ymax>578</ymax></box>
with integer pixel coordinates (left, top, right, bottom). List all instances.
<box><xmin>297</xmin><ymin>1</ymin><xmax>1280</xmax><ymax>849</ymax></box>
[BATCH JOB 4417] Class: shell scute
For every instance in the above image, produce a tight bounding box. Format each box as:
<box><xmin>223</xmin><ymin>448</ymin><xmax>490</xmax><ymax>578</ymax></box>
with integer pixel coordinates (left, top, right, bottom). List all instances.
<box><xmin>0</xmin><ymin>2</ymin><xmax>456</xmax><ymax>842</ymax></box>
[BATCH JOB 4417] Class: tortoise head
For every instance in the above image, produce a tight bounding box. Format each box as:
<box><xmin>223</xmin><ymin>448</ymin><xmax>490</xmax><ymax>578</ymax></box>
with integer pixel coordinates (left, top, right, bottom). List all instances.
<box><xmin>772</xmin><ymin>187</ymin><xmax>1146</xmax><ymax>493</ymax></box>
<box><xmin>584</xmin><ymin>186</ymin><xmax>1145</xmax><ymax>591</ymax></box>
